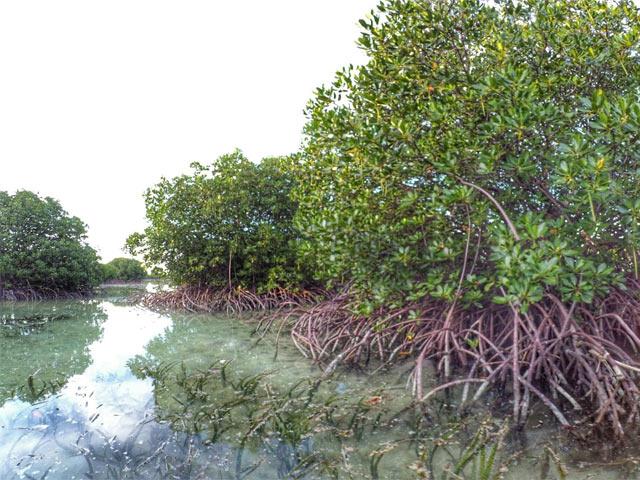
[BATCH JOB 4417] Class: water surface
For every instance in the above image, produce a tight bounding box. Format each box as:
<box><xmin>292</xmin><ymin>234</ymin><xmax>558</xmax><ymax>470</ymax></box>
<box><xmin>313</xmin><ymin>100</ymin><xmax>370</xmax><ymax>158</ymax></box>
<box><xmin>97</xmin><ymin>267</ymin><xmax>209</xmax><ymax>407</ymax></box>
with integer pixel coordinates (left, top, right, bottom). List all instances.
<box><xmin>0</xmin><ymin>289</ymin><xmax>636</xmax><ymax>479</ymax></box>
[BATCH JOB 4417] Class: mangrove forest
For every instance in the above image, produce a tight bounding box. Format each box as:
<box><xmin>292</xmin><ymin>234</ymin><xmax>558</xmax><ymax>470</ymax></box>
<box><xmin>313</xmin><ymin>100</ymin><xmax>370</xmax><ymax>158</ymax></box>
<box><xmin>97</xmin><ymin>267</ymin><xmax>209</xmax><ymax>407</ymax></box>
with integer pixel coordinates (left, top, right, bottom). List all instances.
<box><xmin>127</xmin><ymin>0</ymin><xmax>640</xmax><ymax>440</ymax></box>
<box><xmin>4</xmin><ymin>0</ymin><xmax>640</xmax><ymax>478</ymax></box>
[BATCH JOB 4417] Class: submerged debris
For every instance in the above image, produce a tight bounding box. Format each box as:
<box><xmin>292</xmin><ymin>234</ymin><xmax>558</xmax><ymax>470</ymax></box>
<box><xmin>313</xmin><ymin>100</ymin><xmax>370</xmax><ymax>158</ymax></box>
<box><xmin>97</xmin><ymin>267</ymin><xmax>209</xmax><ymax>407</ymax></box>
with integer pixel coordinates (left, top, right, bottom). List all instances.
<box><xmin>0</xmin><ymin>313</ymin><xmax>70</xmax><ymax>336</ymax></box>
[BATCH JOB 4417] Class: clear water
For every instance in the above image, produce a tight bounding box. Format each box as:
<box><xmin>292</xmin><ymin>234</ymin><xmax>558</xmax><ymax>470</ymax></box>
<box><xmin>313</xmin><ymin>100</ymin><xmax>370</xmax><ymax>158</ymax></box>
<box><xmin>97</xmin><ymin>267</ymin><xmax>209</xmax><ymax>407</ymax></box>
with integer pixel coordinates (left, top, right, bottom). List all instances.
<box><xmin>0</xmin><ymin>287</ymin><xmax>636</xmax><ymax>479</ymax></box>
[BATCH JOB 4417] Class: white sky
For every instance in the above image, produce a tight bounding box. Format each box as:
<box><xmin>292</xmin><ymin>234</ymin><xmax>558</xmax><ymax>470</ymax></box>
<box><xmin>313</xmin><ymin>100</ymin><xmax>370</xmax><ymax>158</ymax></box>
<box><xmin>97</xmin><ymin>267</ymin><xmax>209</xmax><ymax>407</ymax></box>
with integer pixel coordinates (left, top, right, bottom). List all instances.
<box><xmin>0</xmin><ymin>1</ymin><xmax>376</xmax><ymax>262</ymax></box>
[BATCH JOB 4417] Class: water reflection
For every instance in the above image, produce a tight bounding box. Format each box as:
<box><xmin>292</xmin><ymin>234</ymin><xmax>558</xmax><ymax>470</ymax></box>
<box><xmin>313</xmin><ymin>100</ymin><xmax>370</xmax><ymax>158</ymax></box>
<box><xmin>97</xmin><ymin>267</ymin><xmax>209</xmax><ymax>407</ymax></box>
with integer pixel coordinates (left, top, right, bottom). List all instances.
<box><xmin>0</xmin><ymin>302</ymin><xmax>177</xmax><ymax>479</ymax></box>
<box><xmin>0</xmin><ymin>301</ymin><xmax>106</xmax><ymax>403</ymax></box>
<box><xmin>0</xmin><ymin>300</ymin><xmax>365</xmax><ymax>479</ymax></box>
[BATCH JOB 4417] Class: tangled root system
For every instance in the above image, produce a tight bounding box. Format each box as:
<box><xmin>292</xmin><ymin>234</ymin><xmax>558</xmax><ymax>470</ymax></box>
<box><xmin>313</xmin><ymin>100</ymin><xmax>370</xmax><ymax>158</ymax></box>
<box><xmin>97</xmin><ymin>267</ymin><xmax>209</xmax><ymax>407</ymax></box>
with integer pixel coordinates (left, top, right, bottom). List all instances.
<box><xmin>261</xmin><ymin>281</ymin><xmax>640</xmax><ymax>439</ymax></box>
<box><xmin>141</xmin><ymin>286</ymin><xmax>323</xmax><ymax>314</ymax></box>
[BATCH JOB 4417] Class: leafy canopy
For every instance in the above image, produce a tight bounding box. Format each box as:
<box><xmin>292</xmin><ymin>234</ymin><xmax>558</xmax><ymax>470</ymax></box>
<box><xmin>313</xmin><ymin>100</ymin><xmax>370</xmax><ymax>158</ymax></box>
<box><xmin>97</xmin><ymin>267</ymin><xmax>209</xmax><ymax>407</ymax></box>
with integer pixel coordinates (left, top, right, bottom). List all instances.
<box><xmin>127</xmin><ymin>150</ymin><xmax>306</xmax><ymax>291</ymax></box>
<box><xmin>296</xmin><ymin>0</ymin><xmax>640</xmax><ymax>312</ymax></box>
<box><xmin>0</xmin><ymin>191</ymin><xmax>102</xmax><ymax>293</ymax></box>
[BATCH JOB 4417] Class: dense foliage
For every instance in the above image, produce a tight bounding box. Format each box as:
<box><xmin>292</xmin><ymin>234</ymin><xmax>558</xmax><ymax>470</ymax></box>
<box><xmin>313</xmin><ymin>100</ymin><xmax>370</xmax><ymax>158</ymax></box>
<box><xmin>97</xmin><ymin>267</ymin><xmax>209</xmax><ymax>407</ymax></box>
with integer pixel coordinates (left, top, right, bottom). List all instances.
<box><xmin>296</xmin><ymin>0</ymin><xmax>640</xmax><ymax>312</ymax></box>
<box><xmin>127</xmin><ymin>151</ymin><xmax>306</xmax><ymax>291</ymax></box>
<box><xmin>0</xmin><ymin>191</ymin><xmax>102</xmax><ymax>294</ymax></box>
<box><xmin>101</xmin><ymin>257</ymin><xmax>147</xmax><ymax>282</ymax></box>
<box><xmin>282</xmin><ymin>0</ymin><xmax>640</xmax><ymax>437</ymax></box>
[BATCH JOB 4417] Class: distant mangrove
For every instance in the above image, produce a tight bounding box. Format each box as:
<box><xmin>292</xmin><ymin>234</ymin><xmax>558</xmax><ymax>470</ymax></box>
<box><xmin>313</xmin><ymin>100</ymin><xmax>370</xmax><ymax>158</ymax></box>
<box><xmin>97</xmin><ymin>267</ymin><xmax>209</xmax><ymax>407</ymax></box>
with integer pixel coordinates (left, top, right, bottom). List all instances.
<box><xmin>127</xmin><ymin>151</ymin><xmax>318</xmax><ymax>311</ymax></box>
<box><xmin>0</xmin><ymin>191</ymin><xmax>102</xmax><ymax>299</ymax></box>
<box><xmin>100</xmin><ymin>257</ymin><xmax>147</xmax><ymax>283</ymax></box>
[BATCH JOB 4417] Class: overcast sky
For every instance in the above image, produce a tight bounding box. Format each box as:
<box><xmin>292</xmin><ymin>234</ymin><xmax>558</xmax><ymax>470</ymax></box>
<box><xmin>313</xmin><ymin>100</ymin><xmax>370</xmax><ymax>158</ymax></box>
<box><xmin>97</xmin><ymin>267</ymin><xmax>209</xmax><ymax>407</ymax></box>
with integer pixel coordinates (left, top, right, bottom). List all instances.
<box><xmin>0</xmin><ymin>1</ymin><xmax>376</xmax><ymax>261</ymax></box>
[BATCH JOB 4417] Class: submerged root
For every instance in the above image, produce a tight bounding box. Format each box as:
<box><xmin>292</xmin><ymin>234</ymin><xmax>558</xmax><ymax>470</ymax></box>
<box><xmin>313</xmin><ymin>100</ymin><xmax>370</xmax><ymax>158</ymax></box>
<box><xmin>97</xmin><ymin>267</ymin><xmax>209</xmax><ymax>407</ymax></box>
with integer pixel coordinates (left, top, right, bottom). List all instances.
<box><xmin>269</xmin><ymin>282</ymin><xmax>640</xmax><ymax>439</ymax></box>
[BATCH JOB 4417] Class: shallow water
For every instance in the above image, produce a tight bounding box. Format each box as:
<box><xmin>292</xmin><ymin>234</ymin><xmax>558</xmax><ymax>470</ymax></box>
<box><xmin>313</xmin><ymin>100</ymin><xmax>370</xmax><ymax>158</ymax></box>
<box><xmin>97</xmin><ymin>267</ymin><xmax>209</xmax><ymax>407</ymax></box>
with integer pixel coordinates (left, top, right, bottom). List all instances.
<box><xmin>0</xmin><ymin>289</ymin><xmax>417</xmax><ymax>479</ymax></box>
<box><xmin>0</xmin><ymin>287</ymin><xmax>637</xmax><ymax>479</ymax></box>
